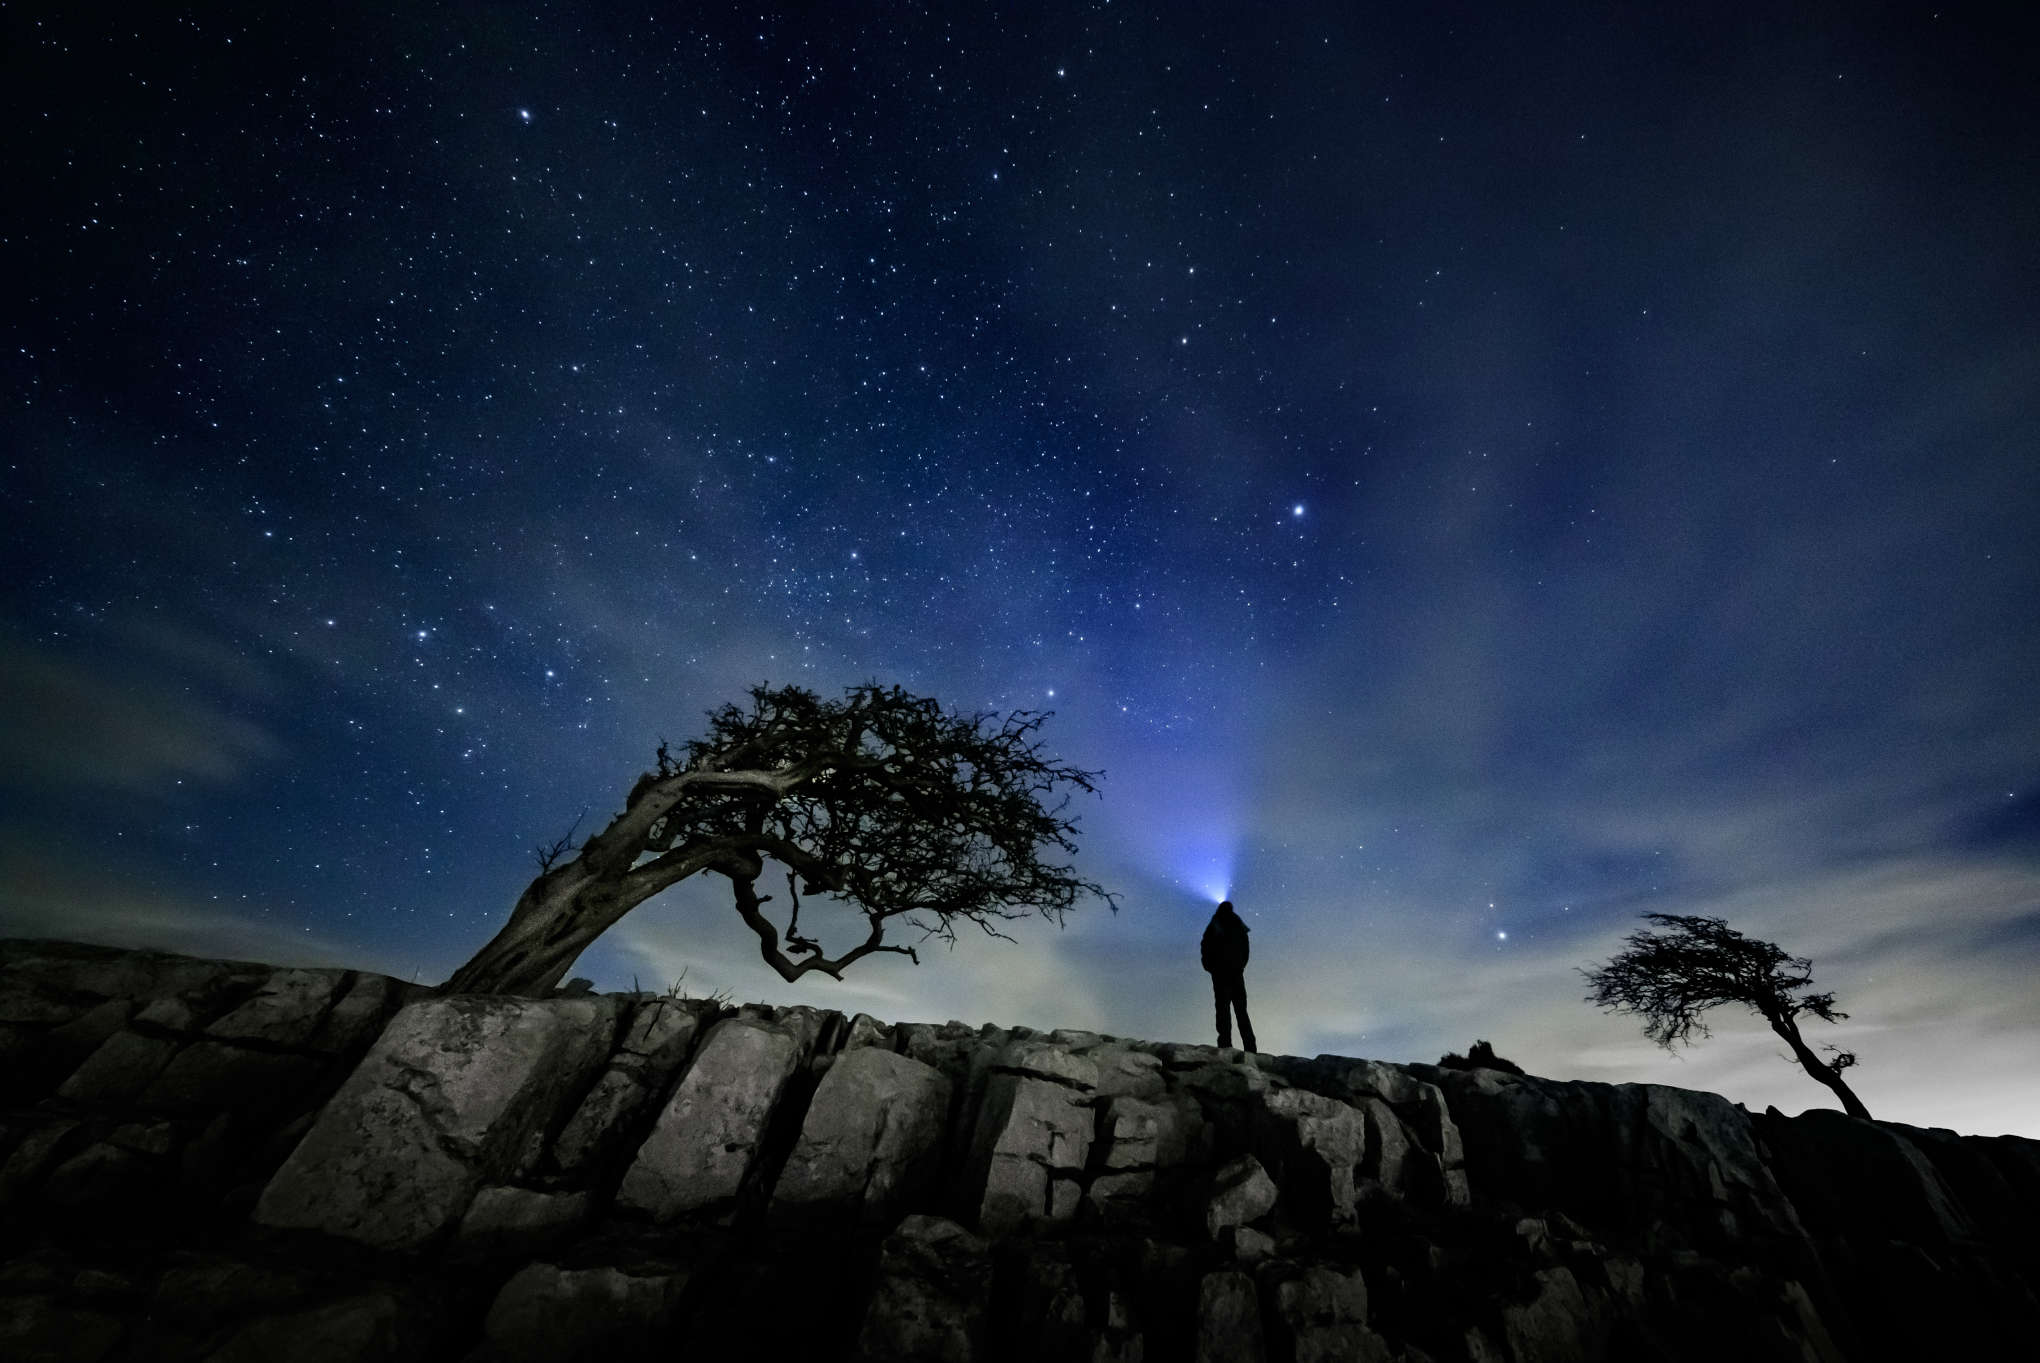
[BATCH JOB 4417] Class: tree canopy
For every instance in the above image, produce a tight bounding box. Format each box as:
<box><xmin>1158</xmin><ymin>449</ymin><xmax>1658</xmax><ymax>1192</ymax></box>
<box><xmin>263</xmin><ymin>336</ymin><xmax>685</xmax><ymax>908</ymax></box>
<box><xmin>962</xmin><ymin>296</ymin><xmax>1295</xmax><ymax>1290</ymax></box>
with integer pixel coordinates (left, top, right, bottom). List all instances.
<box><xmin>447</xmin><ymin>683</ymin><xmax>1115</xmax><ymax>997</ymax></box>
<box><xmin>1582</xmin><ymin>913</ymin><xmax>1869</xmax><ymax>1119</ymax></box>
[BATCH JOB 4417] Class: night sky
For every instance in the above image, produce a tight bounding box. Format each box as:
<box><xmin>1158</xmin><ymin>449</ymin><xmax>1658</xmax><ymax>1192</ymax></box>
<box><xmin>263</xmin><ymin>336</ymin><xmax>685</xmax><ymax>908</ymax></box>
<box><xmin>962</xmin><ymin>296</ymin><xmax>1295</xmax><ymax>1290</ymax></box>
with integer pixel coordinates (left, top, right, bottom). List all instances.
<box><xmin>7</xmin><ymin>4</ymin><xmax>2037</xmax><ymax>1135</ymax></box>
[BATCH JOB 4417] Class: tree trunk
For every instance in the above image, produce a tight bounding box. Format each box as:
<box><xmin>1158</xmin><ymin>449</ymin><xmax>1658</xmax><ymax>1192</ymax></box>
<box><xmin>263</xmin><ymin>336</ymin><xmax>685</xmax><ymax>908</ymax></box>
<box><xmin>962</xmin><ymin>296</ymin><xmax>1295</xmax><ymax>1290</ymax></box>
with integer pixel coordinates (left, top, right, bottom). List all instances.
<box><xmin>1770</xmin><ymin>1014</ymin><xmax>1872</xmax><ymax>1120</ymax></box>
<box><xmin>444</xmin><ymin>869</ymin><xmax>635</xmax><ymax>997</ymax></box>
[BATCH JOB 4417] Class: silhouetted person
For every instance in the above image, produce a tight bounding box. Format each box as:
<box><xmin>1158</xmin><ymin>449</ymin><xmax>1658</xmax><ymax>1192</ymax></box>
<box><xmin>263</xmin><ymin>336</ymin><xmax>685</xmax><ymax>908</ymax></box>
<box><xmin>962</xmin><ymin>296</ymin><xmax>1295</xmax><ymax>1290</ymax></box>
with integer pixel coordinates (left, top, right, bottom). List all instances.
<box><xmin>1200</xmin><ymin>899</ymin><xmax>1256</xmax><ymax>1051</ymax></box>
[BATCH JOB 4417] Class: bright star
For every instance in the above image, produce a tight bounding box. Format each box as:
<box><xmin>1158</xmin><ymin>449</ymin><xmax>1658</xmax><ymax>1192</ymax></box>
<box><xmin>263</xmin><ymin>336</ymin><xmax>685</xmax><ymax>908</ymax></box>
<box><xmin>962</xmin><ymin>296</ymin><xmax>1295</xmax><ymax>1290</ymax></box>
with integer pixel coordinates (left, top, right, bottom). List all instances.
<box><xmin>1292</xmin><ymin>504</ymin><xmax>1305</xmax><ymax>517</ymax></box>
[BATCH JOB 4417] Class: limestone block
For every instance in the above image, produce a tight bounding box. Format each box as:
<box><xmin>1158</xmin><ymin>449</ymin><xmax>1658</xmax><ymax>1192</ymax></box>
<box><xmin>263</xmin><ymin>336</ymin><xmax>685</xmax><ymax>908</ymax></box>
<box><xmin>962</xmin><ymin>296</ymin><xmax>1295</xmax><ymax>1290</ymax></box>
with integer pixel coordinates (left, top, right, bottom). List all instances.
<box><xmin>1099</xmin><ymin>1095</ymin><xmax>1168</xmax><ymax>1169</ymax></box>
<box><xmin>1761</xmin><ymin>1107</ymin><xmax>1972</xmax><ymax>1245</ymax></box>
<box><xmin>962</xmin><ymin>1072</ymin><xmax>1094</xmax><ymax>1233</ymax></box>
<box><xmin>206</xmin><ymin>969</ymin><xmax>346</xmax><ymax>1047</ymax></box>
<box><xmin>1500</xmin><ymin>1266</ymin><xmax>1592</xmax><ymax>1363</ymax></box>
<box><xmin>773</xmin><ymin>1045</ymin><xmax>951</xmax><ymax>1224</ymax></box>
<box><xmin>1410</xmin><ymin>1083</ymin><xmax>1465</xmax><ymax>1167</ymax></box>
<box><xmin>1206</xmin><ymin>1154</ymin><xmax>1279</xmax><ymax>1238</ymax></box>
<box><xmin>544</xmin><ymin>998</ymin><xmax>702</xmax><ymax>1179</ymax></box>
<box><xmin>141</xmin><ymin>1041</ymin><xmax>323</xmax><ymax>1119</ymax></box>
<box><xmin>856</xmin><ymin>1215</ymin><xmax>991</xmax><ymax>1363</ymax></box>
<box><xmin>1433</xmin><ymin>1068</ymin><xmax>1799</xmax><ymax>1241</ymax></box>
<box><xmin>1195</xmin><ymin>1270</ymin><xmax>1266</xmax><ymax>1363</ymax></box>
<box><xmin>1262</xmin><ymin>1088</ymin><xmax>1369</xmax><ymax>1227</ymax></box>
<box><xmin>206</xmin><ymin>1291</ymin><xmax>410</xmax><ymax>1363</ymax></box>
<box><xmin>739</xmin><ymin>1002</ymin><xmax>837</xmax><ymax>1060</ymax></box>
<box><xmin>0</xmin><ymin>1119</ymin><xmax>83</xmax><ymax>1207</ymax></box>
<box><xmin>1087</xmin><ymin>1169</ymin><xmax>1156</xmax><ymax>1214</ymax></box>
<box><xmin>1089</xmin><ymin>1094</ymin><xmax>1202</xmax><ymax>1219</ymax></box>
<box><xmin>1046</xmin><ymin>1027</ymin><xmax>1105</xmax><ymax>1048</ymax></box>
<box><xmin>57</xmin><ymin>1030</ymin><xmax>179</xmax><ymax>1107</ymax></box>
<box><xmin>179</xmin><ymin>1112</ymin><xmax>237</xmax><ymax>1191</ymax></box>
<box><xmin>616</xmin><ymin>996</ymin><xmax>707</xmax><ymax>1070</ymax></box>
<box><xmin>47</xmin><ymin>1141</ymin><xmax>158</xmax><ymax>1210</ymax></box>
<box><xmin>0</xmin><ymin>940</ymin><xmax>213</xmax><ymax>1006</ymax></box>
<box><xmin>49</xmin><ymin>998</ymin><xmax>136</xmax><ymax>1054</ymax></box>
<box><xmin>895</xmin><ymin>1019</ymin><xmax>984</xmax><ymax>1081</ymax></box>
<box><xmin>549</xmin><ymin>1068</ymin><xmax>656</xmax><ymax>1175</ymax></box>
<box><xmin>308</xmin><ymin>973</ymin><xmax>394</xmax><ymax>1054</ymax></box>
<box><xmin>1089</xmin><ymin>1045</ymin><xmax>1168</xmax><ymax>1099</ymax></box>
<box><xmin>996</xmin><ymin>1036</ymin><xmax>1100</xmax><ymax>1089</ymax></box>
<box><xmin>477</xmin><ymin>1263</ymin><xmax>689</xmax><ymax>1363</ymax></box>
<box><xmin>0</xmin><ymin>971</ymin><xmax>91</xmax><ymax>1026</ymax></box>
<box><xmin>1229</xmin><ymin>1226</ymin><xmax>1277</xmax><ymax>1263</ymax></box>
<box><xmin>1170</xmin><ymin>1055</ymin><xmax>1277</xmax><ymax>1153</ymax></box>
<box><xmin>147</xmin><ymin>1258</ymin><xmax>312</xmax><ymax>1335</ymax></box>
<box><xmin>1012</xmin><ymin>1254</ymin><xmax>1090</xmax><ymax>1358</ymax></box>
<box><xmin>1637</xmin><ymin>1084</ymin><xmax>1803</xmax><ymax>1238</ymax></box>
<box><xmin>457</xmin><ymin>1185</ymin><xmax>590</xmax><ymax>1252</ymax></box>
<box><xmin>134</xmin><ymin>996</ymin><xmax>200</xmax><ymax>1032</ymax></box>
<box><xmin>616</xmin><ymin>1015</ymin><xmax>806</xmax><ymax>1220</ymax></box>
<box><xmin>1359</xmin><ymin>1096</ymin><xmax>1418</xmax><ymax>1194</ymax></box>
<box><xmin>0</xmin><ymin>1024</ymin><xmax>37</xmax><ymax>1076</ymax></box>
<box><xmin>1271</xmin><ymin>1266</ymin><xmax>1388</xmax><ymax>1363</ymax></box>
<box><xmin>108</xmin><ymin>1122</ymin><xmax>179</xmax><ymax>1157</ymax></box>
<box><xmin>1324</xmin><ymin>1060</ymin><xmax>1466</xmax><ymax>1170</ymax></box>
<box><xmin>844</xmin><ymin>1011</ymin><xmax>893</xmax><ymax>1051</ymax></box>
<box><xmin>254</xmin><ymin>995</ymin><xmax>618</xmax><ymax>1250</ymax></box>
<box><xmin>0</xmin><ymin>1296</ymin><xmax>126</xmax><ymax>1363</ymax></box>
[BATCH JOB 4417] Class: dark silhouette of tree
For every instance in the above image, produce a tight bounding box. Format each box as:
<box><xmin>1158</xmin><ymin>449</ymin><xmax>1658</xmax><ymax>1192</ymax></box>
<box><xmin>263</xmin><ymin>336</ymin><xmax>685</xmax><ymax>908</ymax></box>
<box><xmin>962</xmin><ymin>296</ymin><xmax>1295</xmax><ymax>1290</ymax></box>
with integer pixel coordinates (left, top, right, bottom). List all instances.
<box><xmin>447</xmin><ymin>683</ymin><xmax>1115</xmax><ymax>996</ymax></box>
<box><xmin>1582</xmin><ymin>913</ymin><xmax>1869</xmax><ymax>1119</ymax></box>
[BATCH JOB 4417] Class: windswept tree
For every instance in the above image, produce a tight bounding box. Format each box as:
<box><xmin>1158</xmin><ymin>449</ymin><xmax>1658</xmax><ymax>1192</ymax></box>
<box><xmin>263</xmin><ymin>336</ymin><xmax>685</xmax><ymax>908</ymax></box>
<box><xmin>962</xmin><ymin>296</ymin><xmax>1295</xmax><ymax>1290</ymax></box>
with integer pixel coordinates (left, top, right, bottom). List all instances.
<box><xmin>447</xmin><ymin>683</ymin><xmax>1115</xmax><ymax>997</ymax></box>
<box><xmin>1582</xmin><ymin>913</ymin><xmax>1870</xmax><ymax>1119</ymax></box>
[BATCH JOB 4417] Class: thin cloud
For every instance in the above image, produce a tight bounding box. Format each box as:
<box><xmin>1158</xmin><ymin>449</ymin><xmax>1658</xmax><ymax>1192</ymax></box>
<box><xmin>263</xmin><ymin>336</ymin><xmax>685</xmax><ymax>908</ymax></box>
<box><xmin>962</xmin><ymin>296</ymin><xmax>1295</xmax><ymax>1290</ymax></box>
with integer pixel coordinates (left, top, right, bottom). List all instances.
<box><xmin>0</xmin><ymin>631</ymin><xmax>280</xmax><ymax>797</ymax></box>
<box><xmin>0</xmin><ymin>835</ymin><xmax>358</xmax><ymax>973</ymax></box>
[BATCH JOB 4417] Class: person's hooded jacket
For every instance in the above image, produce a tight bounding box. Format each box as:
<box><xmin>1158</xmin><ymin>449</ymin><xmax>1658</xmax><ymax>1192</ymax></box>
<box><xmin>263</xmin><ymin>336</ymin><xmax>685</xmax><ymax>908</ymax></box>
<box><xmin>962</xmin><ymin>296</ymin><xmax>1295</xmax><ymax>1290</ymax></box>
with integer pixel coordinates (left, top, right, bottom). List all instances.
<box><xmin>1200</xmin><ymin>904</ymin><xmax>1250</xmax><ymax>975</ymax></box>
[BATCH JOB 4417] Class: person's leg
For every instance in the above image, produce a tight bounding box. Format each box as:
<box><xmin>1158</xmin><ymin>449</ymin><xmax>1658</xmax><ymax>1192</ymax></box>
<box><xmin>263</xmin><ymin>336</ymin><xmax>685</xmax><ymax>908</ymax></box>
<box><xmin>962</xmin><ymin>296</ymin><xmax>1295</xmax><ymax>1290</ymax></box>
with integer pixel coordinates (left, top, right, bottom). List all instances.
<box><xmin>1232</xmin><ymin>976</ymin><xmax>1257</xmax><ymax>1053</ymax></box>
<box><xmin>1211</xmin><ymin>973</ymin><xmax>1232</xmax><ymax>1047</ymax></box>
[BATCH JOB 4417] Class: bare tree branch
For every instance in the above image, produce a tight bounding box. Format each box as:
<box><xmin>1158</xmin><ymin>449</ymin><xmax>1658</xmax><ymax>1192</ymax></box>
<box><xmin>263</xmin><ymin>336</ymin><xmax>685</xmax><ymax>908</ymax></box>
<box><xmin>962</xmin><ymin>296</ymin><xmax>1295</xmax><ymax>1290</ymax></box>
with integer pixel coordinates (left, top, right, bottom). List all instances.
<box><xmin>533</xmin><ymin>810</ymin><xmax>586</xmax><ymax>872</ymax></box>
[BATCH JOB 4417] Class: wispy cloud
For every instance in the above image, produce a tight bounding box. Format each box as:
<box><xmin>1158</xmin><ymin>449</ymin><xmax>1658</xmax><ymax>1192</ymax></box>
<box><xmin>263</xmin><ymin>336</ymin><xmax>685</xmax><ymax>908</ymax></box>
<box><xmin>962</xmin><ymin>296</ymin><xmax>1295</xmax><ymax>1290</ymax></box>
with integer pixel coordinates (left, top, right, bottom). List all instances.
<box><xmin>0</xmin><ymin>832</ymin><xmax>359</xmax><ymax>972</ymax></box>
<box><xmin>0</xmin><ymin>629</ymin><xmax>280</xmax><ymax>797</ymax></box>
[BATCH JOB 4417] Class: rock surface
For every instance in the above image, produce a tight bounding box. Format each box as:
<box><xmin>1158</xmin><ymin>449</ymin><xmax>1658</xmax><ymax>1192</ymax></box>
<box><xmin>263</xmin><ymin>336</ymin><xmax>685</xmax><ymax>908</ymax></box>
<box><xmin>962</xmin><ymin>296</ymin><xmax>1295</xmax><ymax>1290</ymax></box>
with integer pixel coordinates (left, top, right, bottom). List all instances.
<box><xmin>254</xmin><ymin>993</ymin><xmax>618</xmax><ymax>1249</ymax></box>
<box><xmin>773</xmin><ymin>1043</ymin><xmax>951</xmax><ymax>1224</ymax></box>
<box><xmin>614</xmin><ymin>1013</ymin><xmax>809</xmax><ymax>1221</ymax></box>
<box><xmin>856</xmin><ymin>1215</ymin><xmax>992</xmax><ymax>1363</ymax></box>
<box><xmin>3</xmin><ymin>939</ymin><xmax>2039</xmax><ymax>1363</ymax></box>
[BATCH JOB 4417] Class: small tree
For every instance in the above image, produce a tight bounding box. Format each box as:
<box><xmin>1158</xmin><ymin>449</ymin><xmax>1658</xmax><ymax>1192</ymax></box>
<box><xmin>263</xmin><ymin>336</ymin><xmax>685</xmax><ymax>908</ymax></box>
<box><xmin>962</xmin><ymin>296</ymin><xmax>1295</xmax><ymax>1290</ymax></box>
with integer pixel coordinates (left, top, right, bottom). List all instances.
<box><xmin>1582</xmin><ymin>913</ymin><xmax>1870</xmax><ymax>1119</ymax></box>
<box><xmin>447</xmin><ymin>683</ymin><xmax>1115</xmax><ymax>997</ymax></box>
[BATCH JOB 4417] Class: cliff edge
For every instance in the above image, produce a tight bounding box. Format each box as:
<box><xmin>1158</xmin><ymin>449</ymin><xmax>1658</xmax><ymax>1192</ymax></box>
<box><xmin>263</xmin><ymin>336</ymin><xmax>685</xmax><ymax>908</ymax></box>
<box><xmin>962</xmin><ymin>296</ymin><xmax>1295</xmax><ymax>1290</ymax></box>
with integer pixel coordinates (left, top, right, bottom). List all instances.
<box><xmin>2</xmin><ymin>940</ymin><xmax>2035</xmax><ymax>1360</ymax></box>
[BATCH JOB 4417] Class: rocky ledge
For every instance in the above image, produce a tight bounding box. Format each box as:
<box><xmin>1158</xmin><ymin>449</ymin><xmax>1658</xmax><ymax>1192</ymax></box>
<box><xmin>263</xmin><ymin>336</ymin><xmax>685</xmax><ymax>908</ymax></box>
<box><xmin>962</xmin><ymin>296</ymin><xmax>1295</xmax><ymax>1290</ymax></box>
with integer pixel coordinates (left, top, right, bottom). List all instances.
<box><xmin>2</xmin><ymin>940</ymin><xmax>2036</xmax><ymax>1361</ymax></box>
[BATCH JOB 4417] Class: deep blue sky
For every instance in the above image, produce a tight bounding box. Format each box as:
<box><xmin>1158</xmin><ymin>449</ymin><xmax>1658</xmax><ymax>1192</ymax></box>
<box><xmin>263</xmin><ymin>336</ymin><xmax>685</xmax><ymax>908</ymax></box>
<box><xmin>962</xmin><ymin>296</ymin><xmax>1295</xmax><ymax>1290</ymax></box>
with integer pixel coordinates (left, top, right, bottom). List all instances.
<box><xmin>7</xmin><ymin>3</ymin><xmax>2037</xmax><ymax>1134</ymax></box>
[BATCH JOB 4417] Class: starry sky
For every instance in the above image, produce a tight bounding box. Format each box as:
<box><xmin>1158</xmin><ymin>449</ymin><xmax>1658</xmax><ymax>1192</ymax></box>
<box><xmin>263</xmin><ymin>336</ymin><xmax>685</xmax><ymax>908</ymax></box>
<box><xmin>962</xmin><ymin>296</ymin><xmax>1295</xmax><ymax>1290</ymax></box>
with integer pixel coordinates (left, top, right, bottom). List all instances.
<box><xmin>6</xmin><ymin>4</ymin><xmax>2037</xmax><ymax>1135</ymax></box>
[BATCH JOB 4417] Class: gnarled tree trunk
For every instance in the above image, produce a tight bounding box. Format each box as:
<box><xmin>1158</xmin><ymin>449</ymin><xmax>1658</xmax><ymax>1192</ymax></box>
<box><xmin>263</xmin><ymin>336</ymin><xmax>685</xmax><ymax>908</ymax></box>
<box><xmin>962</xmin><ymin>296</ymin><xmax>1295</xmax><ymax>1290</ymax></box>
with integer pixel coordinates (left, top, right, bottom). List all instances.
<box><xmin>443</xmin><ymin>866</ymin><xmax>634</xmax><ymax>996</ymax></box>
<box><xmin>1769</xmin><ymin>1013</ymin><xmax>1871</xmax><ymax>1120</ymax></box>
